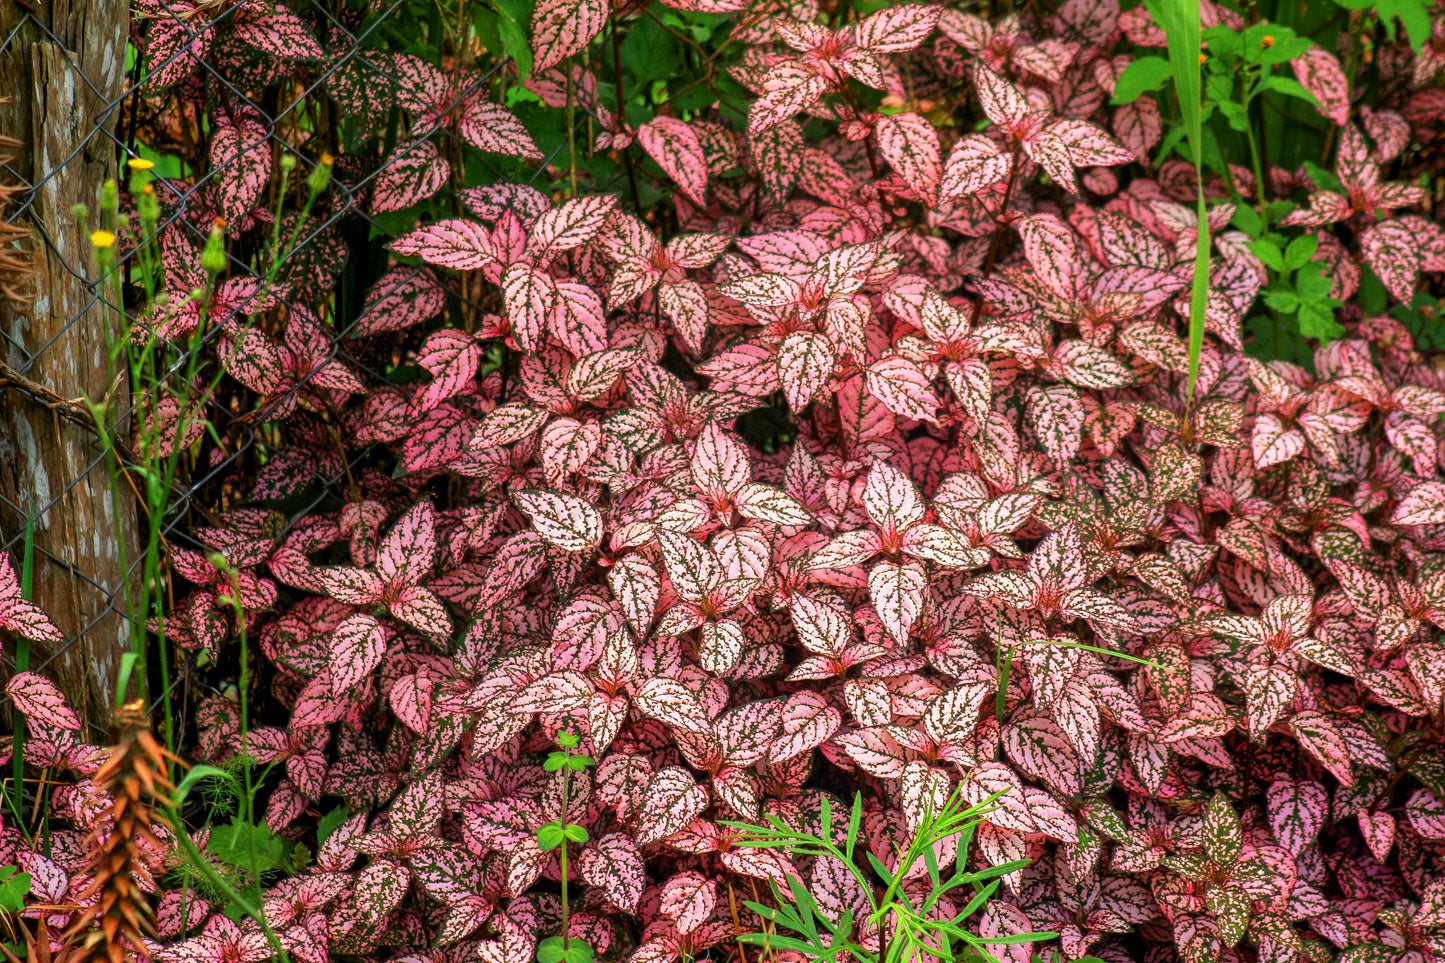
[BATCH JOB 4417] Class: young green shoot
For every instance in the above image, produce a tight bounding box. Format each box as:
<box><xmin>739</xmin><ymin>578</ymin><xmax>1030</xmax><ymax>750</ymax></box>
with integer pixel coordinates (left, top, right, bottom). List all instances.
<box><xmin>536</xmin><ymin>731</ymin><xmax>596</xmax><ymax>963</ymax></box>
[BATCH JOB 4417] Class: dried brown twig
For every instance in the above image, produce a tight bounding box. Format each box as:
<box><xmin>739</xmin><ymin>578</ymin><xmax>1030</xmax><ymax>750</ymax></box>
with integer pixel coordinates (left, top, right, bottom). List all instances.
<box><xmin>0</xmin><ymin>101</ymin><xmax>32</xmax><ymax>307</ymax></box>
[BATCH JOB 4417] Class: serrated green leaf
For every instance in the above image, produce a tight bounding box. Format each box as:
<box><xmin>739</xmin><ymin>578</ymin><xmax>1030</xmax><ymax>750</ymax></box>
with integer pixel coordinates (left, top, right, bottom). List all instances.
<box><xmin>1264</xmin><ymin>289</ymin><xmax>1300</xmax><ymax>312</ymax></box>
<box><xmin>1296</xmin><ymin>262</ymin><xmax>1335</xmax><ymax>300</ymax></box>
<box><xmin>492</xmin><ymin>0</ymin><xmax>534</xmax><ymax>81</ymax></box>
<box><xmin>1251</xmin><ymin>239</ymin><xmax>1286</xmax><ymax>272</ymax></box>
<box><xmin>316</xmin><ymin>805</ymin><xmax>350</xmax><ymax>849</ymax></box>
<box><xmin>1232</xmin><ymin>202</ymin><xmax>1264</xmax><ymax>237</ymax></box>
<box><xmin>208</xmin><ymin>817</ymin><xmax>292</xmax><ymax>878</ymax></box>
<box><xmin>1298</xmin><ymin>302</ymin><xmax>1344</xmax><ymax>343</ymax></box>
<box><xmin>1284</xmin><ymin>234</ymin><xmax>1320</xmax><ymax>271</ymax></box>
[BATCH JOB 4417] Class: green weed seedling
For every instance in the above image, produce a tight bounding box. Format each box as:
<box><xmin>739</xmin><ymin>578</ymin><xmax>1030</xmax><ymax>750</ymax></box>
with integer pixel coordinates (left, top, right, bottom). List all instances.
<box><xmin>723</xmin><ymin>790</ymin><xmax>1055</xmax><ymax>963</ymax></box>
<box><xmin>1328</xmin><ymin>0</ymin><xmax>1433</xmax><ymax>52</ymax></box>
<box><xmin>1251</xmin><ymin>233</ymin><xmax>1345</xmax><ymax>343</ymax></box>
<box><xmin>0</xmin><ymin>865</ymin><xmax>31</xmax><ymax>915</ymax></box>
<box><xmin>0</xmin><ymin>865</ymin><xmax>30</xmax><ymax>957</ymax></box>
<box><xmin>536</xmin><ymin>732</ymin><xmax>596</xmax><ymax>963</ymax></box>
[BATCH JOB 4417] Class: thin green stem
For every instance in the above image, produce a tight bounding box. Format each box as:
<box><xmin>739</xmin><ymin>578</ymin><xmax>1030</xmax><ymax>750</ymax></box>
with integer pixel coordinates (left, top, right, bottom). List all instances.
<box><xmin>1243</xmin><ymin>92</ymin><xmax>1270</xmax><ymax>235</ymax></box>
<box><xmin>218</xmin><ymin>568</ymin><xmax>261</xmax><ymax>889</ymax></box>
<box><xmin>560</xmin><ymin>760</ymin><xmax>572</xmax><ymax>952</ymax></box>
<box><xmin>994</xmin><ymin>645</ymin><xmax>1013</xmax><ymax>722</ymax></box>
<box><xmin>262</xmin><ymin>166</ymin><xmax>327</xmax><ymax>295</ymax></box>
<box><xmin>566</xmin><ymin>59</ymin><xmax>578</xmax><ymax>197</ymax></box>
<box><xmin>610</xmin><ymin>11</ymin><xmax>643</xmax><ymax>213</ymax></box>
<box><xmin>265</xmin><ymin>162</ymin><xmax>294</xmax><ymax>289</ymax></box>
<box><xmin>166</xmin><ymin>812</ymin><xmax>291</xmax><ymax>963</ymax></box>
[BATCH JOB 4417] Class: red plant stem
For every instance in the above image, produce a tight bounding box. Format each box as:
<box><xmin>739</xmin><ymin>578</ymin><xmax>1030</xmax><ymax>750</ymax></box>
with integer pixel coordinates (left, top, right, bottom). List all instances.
<box><xmin>610</xmin><ymin>11</ymin><xmax>643</xmax><ymax>215</ymax></box>
<box><xmin>840</xmin><ymin>86</ymin><xmax>881</xmax><ymax>180</ymax></box>
<box><xmin>725</xmin><ymin>881</ymin><xmax>750</xmax><ymax>963</ymax></box>
<box><xmin>969</xmin><ymin>142</ymin><xmax>1025</xmax><ymax>326</ymax></box>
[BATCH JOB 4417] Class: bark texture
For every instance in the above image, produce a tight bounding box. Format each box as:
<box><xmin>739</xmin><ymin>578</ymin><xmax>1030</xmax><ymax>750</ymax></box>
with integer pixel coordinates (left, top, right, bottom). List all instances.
<box><xmin>0</xmin><ymin>1</ymin><xmax>142</xmax><ymax>730</ymax></box>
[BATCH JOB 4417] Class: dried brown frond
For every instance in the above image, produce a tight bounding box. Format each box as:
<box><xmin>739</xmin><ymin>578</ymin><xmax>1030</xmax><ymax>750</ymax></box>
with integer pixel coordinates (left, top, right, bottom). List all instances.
<box><xmin>0</xmin><ymin>916</ymin><xmax>103</xmax><ymax>963</ymax></box>
<box><xmin>0</xmin><ymin>99</ymin><xmax>32</xmax><ymax>308</ymax></box>
<box><xmin>61</xmin><ymin>701</ymin><xmax>181</xmax><ymax>963</ymax></box>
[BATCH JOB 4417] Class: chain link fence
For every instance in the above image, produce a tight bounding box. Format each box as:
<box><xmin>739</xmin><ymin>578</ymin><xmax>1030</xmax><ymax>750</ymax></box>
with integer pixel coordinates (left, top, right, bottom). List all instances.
<box><xmin>0</xmin><ymin>0</ymin><xmax>571</xmax><ymax>738</ymax></box>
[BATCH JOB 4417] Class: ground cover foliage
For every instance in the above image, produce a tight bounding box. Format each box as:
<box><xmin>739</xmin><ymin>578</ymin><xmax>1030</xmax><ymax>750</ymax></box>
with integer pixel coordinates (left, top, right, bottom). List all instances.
<box><xmin>5</xmin><ymin>0</ymin><xmax>1445</xmax><ymax>961</ymax></box>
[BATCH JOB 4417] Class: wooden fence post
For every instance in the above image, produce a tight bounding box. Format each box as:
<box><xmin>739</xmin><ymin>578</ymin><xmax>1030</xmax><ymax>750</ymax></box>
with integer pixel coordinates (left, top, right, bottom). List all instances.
<box><xmin>0</xmin><ymin>2</ymin><xmax>143</xmax><ymax>731</ymax></box>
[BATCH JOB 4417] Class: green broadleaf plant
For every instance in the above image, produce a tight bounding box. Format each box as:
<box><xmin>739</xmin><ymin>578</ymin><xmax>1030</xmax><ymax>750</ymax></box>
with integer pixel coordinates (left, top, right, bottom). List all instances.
<box><xmin>1329</xmin><ymin>0</ymin><xmax>1433</xmax><ymax>51</ymax></box>
<box><xmin>0</xmin><ymin>865</ymin><xmax>31</xmax><ymax>916</ymax></box>
<box><xmin>1250</xmin><ymin>233</ymin><xmax>1346</xmax><ymax>343</ymax></box>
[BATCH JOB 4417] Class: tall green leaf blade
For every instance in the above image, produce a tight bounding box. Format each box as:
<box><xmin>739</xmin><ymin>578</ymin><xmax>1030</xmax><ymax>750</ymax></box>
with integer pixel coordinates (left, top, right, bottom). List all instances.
<box><xmin>1155</xmin><ymin>0</ymin><xmax>1210</xmax><ymax>400</ymax></box>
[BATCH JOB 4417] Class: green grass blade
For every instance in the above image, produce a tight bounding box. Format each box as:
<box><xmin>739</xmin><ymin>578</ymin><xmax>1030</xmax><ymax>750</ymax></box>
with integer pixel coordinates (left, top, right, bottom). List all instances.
<box><xmin>7</xmin><ymin>511</ymin><xmax>36</xmax><ymax>836</ymax></box>
<box><xmin>846</xmin><ymin>792</ymin><xmax>862</xmax><ymax>863</ymax></box>
<box><xmin>1185</xmin><ymin>191</ymin><xmax>1210</xmax><ymax>401</ymax></box>
<box><xmin>977</xmin><ymin>931</ymin><xmax>1061</xmax><ymax>944</ymax></box>
<box><xmin>1156</xmin><ymin>0</ymin><xmax>1200</xmax><ymax>147</ymax></box>
<box><xmin>1156</xmin><ymin>0</ymin><xmax>1210</xmax><ymax>401</ymax></box>
<box><xmin>1019</xmin><ymin>637</ymin><xmax>1164</xmax><ymax>669</ymax></box>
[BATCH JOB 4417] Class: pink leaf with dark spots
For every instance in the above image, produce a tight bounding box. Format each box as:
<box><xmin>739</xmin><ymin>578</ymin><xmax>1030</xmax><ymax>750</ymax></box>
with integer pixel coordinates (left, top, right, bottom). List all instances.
<box><xmin>0</xmin><ymin>554</ymin><xmax>62</xmax><ymax>644</ymax></box>
<box><xmin>512</xmin><ymin>671</ymin><xmax>593</xmax><ymax>714</ymax></box>
<box><xmin>372</xmin><ymin>140</ymin><xmax>450</xmax><ymax>214</ymax></box>
<box><xmin>328</xmin><ymin>614</ymin><xmax>386</xmax><ymax>695</ymax></box>
<box><xmin>414</xmin><ymin>329</ymin><xmax>483</xmax><ymax>412</ymax></box>
<box><xmin>1294</xmin><ymin>47</ymin><xmax>1350</xmax><ymax>125</ymax></box>
<box><xmin>7</xmin><ymin>671</ymin><xmax>81</xmax><ymax>730</ymax></box>
<box><xmin>459</xmin><ymin>103</ymin><xmax>543</xmax><ymax>159</ymax></box>
<box><xmin>869</xmin><ymin>560</ymin><xmax>926</xmax><ymax>645</ymax></box>
<box><xmin>659</xmin><ymin>872</ymin><xmax>717</xmax><ymax>934</ymax></box>
<box><xmin>770</xmin><ymin>691</ymin><xmax>841</xmax><ymax>763</ymax></box>
<box><xmin>514</xmin><ymin>490</ymin><xmax>603</xmax><ymax>552</ymax></box>
<box><xmin>777</xmin><ymin>332</ymin><xmax>835</xmax><ymax>409</ymax></box>
<box><xmin>866</xmin><ymin>357</ymin><xmax>939</xmax><ymax>424</ymax></box>
<box><xmin>634</xmin><ymin>677</ymin><xmax>712</xmax><ymax>733</ymax></box>
<box><xmin>531</xmin><ymin>0</ymin><xmax>609</xmax><ymax>72</ymax></box>
<box><xmin>391</xmin><ymin>219</ymin><xmax>496</xmax><ymax>271</ymax></box>
<box><xmin>579</xmin><ymin>833</ymin><xmax>646</xmax><ymax>913</ymax></box>
<box><xmin>527</xmin><ymin>195</ymin><xmax>619</xmax><ymax>261</ymax></box>
<box><xmin>854</xmin><ymin>4</ymin><xmax>942</xmax><ymax>52</ymax></box>
<box><xmin>875</xmin><ymin>113</ymin><xmax>942</xmax><ymax>204</ymax></box>
<box><xmin>502</xmin><ymin>264</ymin><xmax>560</xmax><ymax>350</ymax></box>
<box><xmin>638</xmin><ymin>117</ymin><xmax>710</xmax><ymax>206</ymax></box>
<box><xmin>353</xmin><ymin>267</ymin><xmax>447</xmax><ymax>337</ymax></box>
<box><xmin>636</xmin><ymin>767</ymin><xmax>709</xmax><ymax>844</ymax></box>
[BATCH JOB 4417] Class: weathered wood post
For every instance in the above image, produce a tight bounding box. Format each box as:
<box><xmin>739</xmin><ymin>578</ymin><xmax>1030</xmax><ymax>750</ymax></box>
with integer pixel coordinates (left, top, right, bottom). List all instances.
<box><xmin>0</xmin><ymin>1</ymin><xmax>144</xmax><ymax>730</ymax></box>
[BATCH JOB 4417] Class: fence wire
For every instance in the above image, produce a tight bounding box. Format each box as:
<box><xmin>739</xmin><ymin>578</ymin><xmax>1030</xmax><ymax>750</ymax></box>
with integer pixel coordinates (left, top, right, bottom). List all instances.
<box><xmin>0</xmin><ymin>1</ymin><xmax>571</xmax><ymax>737</ymax></box>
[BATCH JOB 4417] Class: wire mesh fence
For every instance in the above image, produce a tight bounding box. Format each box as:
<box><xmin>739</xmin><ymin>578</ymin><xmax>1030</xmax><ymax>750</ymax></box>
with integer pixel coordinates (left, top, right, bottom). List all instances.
<box><xmin>0</xmin><ymin>0</ymin><xmax>569</xmax><ymax>737</ymax></box>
